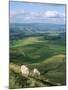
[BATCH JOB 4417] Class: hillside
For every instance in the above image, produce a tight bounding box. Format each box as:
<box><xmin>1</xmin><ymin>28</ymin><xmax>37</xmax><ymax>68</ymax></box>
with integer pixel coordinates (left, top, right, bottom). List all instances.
<box><xmin>10</xmin><ymin>23</ymin><xmax>65</xmax><ymax>40</ymax></box>
<box><xmin>10</xmin><ymin>35</ymin><xmax>66</xmax><ymax>88</ymax></box>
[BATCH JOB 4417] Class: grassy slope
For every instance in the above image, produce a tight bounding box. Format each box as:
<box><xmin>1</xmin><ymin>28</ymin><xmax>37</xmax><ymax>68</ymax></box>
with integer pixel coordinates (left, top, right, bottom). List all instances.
<box><xmin>10</xmin><ymin>36</ymin><xmax>65</xmax><ymax>64</ymax></box>
<box><xmin>10</xmin><ymin>36</ymin><xmax>66</xmax><ymax>88</ymax></box>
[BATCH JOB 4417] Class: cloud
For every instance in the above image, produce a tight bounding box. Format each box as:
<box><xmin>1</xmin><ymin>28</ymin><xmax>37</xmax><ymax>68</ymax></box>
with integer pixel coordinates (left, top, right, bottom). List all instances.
<box><xmin>10</xmin><ymin>10</ymin><xmax>65</xmax><ymax>24</ymax></box>
<box><xmin>44</xmin><ymin>11</ymin><xmax>65</xmax><ymax>18</ymax></box>
<box><xmin>10</xmin><ymin>10</ymin><xmax>65</xmax><ymax>18</ymax></box>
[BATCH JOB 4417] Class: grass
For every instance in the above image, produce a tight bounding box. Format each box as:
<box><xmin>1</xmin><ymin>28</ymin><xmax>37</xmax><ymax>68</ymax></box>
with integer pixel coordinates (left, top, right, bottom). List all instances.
<box><xmin>10</xmin><ymin>36</ymin><xmax>65</xmax><ymax>64</ymax></box>
<box><xmin>10</xmin><ymin>36</ymin><xmax>66</xmax><ymax>88</ymax></box>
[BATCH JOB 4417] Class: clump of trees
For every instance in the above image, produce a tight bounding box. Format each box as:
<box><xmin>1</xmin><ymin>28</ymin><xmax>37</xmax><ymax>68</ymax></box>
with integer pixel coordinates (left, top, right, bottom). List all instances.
<box><xmin>44</xmin><ymin>35</ymin><xmax>61</xmax><ymax>40</ymax></box>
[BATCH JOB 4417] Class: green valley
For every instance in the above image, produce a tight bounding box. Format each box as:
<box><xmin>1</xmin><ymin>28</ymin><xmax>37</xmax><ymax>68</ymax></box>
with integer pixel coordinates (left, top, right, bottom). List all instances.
<box><xmin>10</xmin><ymin>36</ymin><xmax>66</xmax><ymax>88</ymax></box>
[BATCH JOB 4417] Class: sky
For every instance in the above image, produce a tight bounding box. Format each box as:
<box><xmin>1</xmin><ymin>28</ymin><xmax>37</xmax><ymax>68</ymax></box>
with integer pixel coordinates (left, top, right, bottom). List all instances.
<box><xmin>9</xmin><ymin>1</ymin><xmax>66</xmax><ymax>24</ymax></box>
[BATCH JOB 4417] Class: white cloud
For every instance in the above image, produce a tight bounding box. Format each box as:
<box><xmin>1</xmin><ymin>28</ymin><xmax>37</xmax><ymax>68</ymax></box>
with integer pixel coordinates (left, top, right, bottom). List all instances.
<box><xmin>10</xmin><ymin>10</ymin><xmax>65</xmax><ymax>18</ymax></box>
<box><xmin>30</xmin><ymin>12</ymin><xmax>43</xmax><ymax>18</ymax></box>
<box><xmin>44</xmin><ymin>11</ymin><xmax>59</xmax><ymax>17</ymax></box>
<box><xmin>10</xmin><ymin>10</ymin><xmax>65</xmax><ymax>24</ymax></box>
<box><xmin>44</xmin><ymin>11</ymin><xmax>65</xmax><ymax>18</ymax></box>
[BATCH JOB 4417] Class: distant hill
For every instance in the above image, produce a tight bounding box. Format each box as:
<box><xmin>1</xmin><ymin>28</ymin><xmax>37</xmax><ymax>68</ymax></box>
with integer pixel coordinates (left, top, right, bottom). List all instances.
<box><xmin>10</xmin><ymin>23</ymin><xmax>66</xmax><ymax>40</ymax></box>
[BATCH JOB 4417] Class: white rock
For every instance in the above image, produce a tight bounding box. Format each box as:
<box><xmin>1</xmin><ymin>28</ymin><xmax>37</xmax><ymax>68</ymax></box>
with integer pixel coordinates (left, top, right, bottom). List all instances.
<box><xmin>20</xmin><ymin>65</ymin><xmax>29</xmax><ymax>77</ymax></box>
<box><xmin>33</xmin><ymin>68</ymin><xmax>40</xmax><ymax>76</ymax></box>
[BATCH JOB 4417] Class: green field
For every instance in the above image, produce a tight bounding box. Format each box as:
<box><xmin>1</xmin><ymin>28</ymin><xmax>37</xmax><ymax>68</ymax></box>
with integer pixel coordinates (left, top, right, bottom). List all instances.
<box><xmin>10</xmin><ymin>36</ymin><xmax>66</xmax><ymax>88</ymax></box>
